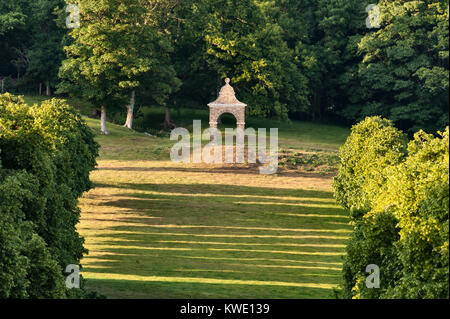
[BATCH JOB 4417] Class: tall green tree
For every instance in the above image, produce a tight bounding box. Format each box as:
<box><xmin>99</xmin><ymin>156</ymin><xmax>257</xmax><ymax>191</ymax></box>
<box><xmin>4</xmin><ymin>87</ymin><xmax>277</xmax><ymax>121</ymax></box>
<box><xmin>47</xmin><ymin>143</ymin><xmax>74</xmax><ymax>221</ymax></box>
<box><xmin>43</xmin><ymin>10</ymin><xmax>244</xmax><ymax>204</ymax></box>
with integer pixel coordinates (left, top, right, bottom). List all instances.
<box><xmin>166</xmin><ymin>0</ymin><xmax>216</xmax><ymax>111</ymax></box>
<box><xmin>265</xmin><ymin>0</ymin><xmax>371</xmax><ymax>120</ymax></box>
<box><xmin>131</xmin><ymin>0</ymin><xmax>181</xmax><ymax>130</ymax></box>
<box><xmin>313</xmin><ymin>0</ymin><xmax>370</xmax><ymax>121</ymax></box>
<box><xmin>0</xmin><ymin>0</ymin><xmax>26</xmax><ymax>36</ymax></box>
<box><xmin>0</xmin><ymin>0</ymin><xmax>32</xmax><ymax>81</ymax></box>
<box><xmin>349</xmin><ymin>0</ymin><xmax>449</xmax><ymax>133</ymax></box>
<box><xmin>58</xmin><ymin>0</ymin><xmax>175</xmax><ymax>134</ymax></box>
<box><xmin>26</xmin><ymin>0</ymin><xmax>67</xmax><ymax>96</ymax></box>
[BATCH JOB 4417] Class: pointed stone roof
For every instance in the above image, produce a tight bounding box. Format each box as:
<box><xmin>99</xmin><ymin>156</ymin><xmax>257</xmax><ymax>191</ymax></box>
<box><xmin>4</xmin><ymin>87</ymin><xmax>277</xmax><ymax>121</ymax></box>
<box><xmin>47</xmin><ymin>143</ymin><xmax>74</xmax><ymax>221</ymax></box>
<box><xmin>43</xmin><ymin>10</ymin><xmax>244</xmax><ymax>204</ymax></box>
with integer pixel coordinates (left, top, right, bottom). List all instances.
<box><xmin>208</xmin><ymin>78</ymin><xmax>247</xmax><ymax>107</ymax></box>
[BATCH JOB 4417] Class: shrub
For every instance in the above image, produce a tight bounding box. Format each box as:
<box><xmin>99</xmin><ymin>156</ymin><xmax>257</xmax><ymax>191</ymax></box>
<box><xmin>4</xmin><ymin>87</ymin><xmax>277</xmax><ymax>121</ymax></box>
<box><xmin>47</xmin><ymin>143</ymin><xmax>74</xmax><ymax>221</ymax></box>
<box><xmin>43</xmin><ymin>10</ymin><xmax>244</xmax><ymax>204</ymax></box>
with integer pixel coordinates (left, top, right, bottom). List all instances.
<box><xmin>0</xmin><ymin>93</ymin><xmax>99</xmax><ymax>298</ymax></box>
<box><xmin>335</xmin><ymin>116</ymin><xmax>449</xmax><ymax>299</ymax></box>
<box><xmin>0</xmin><ymin>167</ymin><xmax>34</xmax><ymax>298</ymax></box>
<box><xmin>342</xmin><ymin>211</ymin><xmax>401</xmax><ymax>299</ymax></box>
<box><xmin>333</xmin><ymin>116</ymin><xmax>408</xmax><ymax>219</ymax></box>
<box><xmin>376</xmin><ymin>128</ymin><xmax>449</xmax><ymax>298</ymax></box>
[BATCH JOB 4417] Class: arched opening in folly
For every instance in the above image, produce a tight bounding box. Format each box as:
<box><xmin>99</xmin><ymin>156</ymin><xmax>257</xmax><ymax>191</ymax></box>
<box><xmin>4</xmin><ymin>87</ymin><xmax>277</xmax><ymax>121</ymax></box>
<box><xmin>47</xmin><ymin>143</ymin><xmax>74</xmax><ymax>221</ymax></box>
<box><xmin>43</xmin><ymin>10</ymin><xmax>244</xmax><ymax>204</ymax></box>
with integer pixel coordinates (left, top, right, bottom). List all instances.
<box><xmin>208</xmin><ymin>78</ymin><xmax>246</xmax><ymax>143</ymax></box>
<box><xmin>217</xmin><ymin>112</ymin><xmax>238</xmax><ymax>128</ymax></box>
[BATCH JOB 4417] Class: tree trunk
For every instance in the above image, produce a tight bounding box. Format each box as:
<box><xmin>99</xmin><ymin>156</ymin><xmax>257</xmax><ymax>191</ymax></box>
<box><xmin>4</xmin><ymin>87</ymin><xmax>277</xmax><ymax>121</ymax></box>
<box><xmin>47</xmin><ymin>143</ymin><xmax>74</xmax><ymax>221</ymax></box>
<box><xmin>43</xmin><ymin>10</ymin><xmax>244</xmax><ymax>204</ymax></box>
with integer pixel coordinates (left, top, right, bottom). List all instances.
<box><xmin>45</xmin><ymin>81</ymin><xmax>51</xmax><ymax>96</ymax></box>
<box><xmin>1</xmin><ymin>79</ymin><xmax>4</xmax><ymax>93</ymax></box>
<box><xmin>123</xmin><ymin>90</ymin><xmax>135</xmax><ymax>129</ymax></box>
<box><xmin>163</xmin><ymin>106</ymin><xmax>176</xmax><ymax>130</ymax></box>
<box><xmin>39</xmin><ymin>82</ymin><xmax>42</xmax><ymax>96</ymax></box>
<box><xmin>101</xmin><ymin>105</ymin><xmax>110</xmax><ymax>135</ymax></box>
<box><xmin>165</xmin><ymin>106</ymin><xmax>171</xmax><ymax>123</ymax></box>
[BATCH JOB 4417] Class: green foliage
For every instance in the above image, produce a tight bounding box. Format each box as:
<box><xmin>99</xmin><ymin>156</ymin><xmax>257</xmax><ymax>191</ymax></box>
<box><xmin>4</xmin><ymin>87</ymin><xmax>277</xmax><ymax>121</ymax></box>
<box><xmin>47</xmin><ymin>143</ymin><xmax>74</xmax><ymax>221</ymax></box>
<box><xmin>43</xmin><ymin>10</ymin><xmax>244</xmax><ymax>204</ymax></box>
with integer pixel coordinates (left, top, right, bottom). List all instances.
<box><xmin>58</xmin><ymin>0</ymin><xmax>178</xmax><ymax>114</ymax></box>
<box><xmin>375</xmin><ymin>127</ymin><xmax>449</xmax><ymax>298</ymax></box>
<box><xmin>0</xmin><ymin>0</ymin><xmax>26</xmax><ymax>36</ymax></box>
<box><xmin>22</xmin><ymin>233</ymin><xmax>67</xmax><ymax>298</ymax></box>
<box><xmin>168</xmin><ymin>0</ymin><xmax>309</xmax><ymax>119</ymax></box>
<box><xmin>281</xmin><ymin>0</ymin><xmax>370</xmax><ymax>120</ymax></box>
<box><xmin>0</xmin><ymin>165</ymin><xmax>66</xmax><ymax>298</ymax></box>
<box><xmin>0</xmin><ymin>169</ymin><xmax>36</xmax><ymax>298</ymax></box>
<box><xmin>0</xmin><ymin>0</ymin><xmax>67</xmax><ymax>93</ymax></box>
<box><xmin>203</xmin><ymin>0</ymin><xmax>309</xmax><ymax>119</ymax></box>
<box><xmin>0</xmin><ymin>0</ymin><xmax>31</xmax><ymax>80</ymax></box>
<box><xmin>1</xmin><ymin>0</ymin><xmax>448</xmax><ymax>132</ymax></box>
<box><xmin>344</xmin><ymin>0</ymin><xmax>449</xmax><ymax>133</ymax></box>
<box><xmin>342</xmin><ymin>211</ymin><xmax>401</xmax><ymax>299</ymax></box>
<box><xmin>279</xmin><ymin>150</ymin><xmax>340</xmax><ymax>174</ymax></box>
<box><xmin>0</xmin><ymin>93</ymin><xmax>99</xmax><ymax>298</ymax></box>
<box><xmin>335</xmin><ymin>116</ymin><xmax>449</xmax><ymax>299</ymax></box>
<box><xmin>25</xmin><ymin>0</ymin><xmax>67</xmax><ymax>91</ymax></box>
<box><xmin>333</xmin><ymin>116</ymin><xmax>407</xmax><ymax>219</ymax></box>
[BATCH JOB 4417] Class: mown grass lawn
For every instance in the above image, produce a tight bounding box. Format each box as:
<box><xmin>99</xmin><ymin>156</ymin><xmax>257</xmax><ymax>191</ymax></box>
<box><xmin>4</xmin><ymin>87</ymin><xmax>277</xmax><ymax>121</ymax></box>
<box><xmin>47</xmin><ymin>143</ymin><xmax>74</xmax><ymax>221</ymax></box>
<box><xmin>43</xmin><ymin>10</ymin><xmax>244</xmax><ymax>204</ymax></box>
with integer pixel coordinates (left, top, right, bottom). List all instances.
<box><xmin>24</xmin><ymin>95</ymin><xmax>351</xmax><ymax>298</ymax></box>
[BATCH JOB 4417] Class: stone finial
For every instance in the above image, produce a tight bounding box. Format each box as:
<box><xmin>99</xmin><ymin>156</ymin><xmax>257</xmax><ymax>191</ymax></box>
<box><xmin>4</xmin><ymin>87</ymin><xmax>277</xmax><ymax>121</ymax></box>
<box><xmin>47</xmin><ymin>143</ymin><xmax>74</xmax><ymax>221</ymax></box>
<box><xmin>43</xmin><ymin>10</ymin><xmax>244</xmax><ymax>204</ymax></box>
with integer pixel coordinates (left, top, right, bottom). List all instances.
<box><xmin>208</xmin><ymin>77</ymin><xmax>247</xmax><ymax>107</ymax></box>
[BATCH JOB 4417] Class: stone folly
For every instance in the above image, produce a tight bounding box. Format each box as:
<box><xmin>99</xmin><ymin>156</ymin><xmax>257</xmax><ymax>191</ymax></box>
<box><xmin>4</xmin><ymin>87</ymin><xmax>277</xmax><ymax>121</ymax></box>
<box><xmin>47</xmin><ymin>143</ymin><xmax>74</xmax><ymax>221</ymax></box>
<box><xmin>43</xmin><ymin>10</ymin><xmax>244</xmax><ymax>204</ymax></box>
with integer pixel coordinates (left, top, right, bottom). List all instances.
<box><xmin>208</xmin><ymin>78</ymin><xmax>246</xmax><ymax>138</ymax></box>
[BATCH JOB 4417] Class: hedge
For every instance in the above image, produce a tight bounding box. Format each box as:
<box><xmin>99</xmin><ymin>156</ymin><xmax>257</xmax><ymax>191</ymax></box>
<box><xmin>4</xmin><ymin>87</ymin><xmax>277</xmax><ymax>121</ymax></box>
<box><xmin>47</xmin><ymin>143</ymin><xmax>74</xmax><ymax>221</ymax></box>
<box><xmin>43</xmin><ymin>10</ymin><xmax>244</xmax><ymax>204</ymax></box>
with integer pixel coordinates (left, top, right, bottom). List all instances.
<box><xmin>0</xmin><ymin>93</ymin><xmax>99</xmax><ymax>298</ymax></box>
<box><xmin>334</xmin><ymin>116</ymin><xmax>449</xmax><ymax>299</ymax></box>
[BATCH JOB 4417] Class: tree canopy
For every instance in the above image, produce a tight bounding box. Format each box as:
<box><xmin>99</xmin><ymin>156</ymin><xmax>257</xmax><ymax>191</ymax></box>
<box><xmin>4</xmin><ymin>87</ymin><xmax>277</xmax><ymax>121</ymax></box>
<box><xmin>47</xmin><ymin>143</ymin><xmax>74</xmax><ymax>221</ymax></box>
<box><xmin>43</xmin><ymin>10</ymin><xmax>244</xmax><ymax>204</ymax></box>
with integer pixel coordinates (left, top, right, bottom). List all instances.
<box><xmin>0</xmin><ymin>0</ymin><xmax>447</xmax><ymax>132</ymax></box>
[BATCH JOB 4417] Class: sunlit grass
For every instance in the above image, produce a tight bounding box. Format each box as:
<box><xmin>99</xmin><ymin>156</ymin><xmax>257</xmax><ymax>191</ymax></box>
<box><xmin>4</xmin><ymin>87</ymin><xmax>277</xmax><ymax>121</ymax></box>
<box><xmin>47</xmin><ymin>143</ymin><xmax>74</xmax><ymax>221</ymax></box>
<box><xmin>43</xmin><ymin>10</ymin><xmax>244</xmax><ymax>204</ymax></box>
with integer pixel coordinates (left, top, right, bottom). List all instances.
<box><xmin>75</xmin><ymin>128</ymin><xmax>350</xmax><ymax>298</ymax></box>
<box><xmin>15</xmin><ymin>97</ymin><xmax>352</xmax><ymax>299</ymax></box>
<box><xmin>82</xmin><ymin>272</ymin><xmax>338</xmax><ymax>290</ymax></box>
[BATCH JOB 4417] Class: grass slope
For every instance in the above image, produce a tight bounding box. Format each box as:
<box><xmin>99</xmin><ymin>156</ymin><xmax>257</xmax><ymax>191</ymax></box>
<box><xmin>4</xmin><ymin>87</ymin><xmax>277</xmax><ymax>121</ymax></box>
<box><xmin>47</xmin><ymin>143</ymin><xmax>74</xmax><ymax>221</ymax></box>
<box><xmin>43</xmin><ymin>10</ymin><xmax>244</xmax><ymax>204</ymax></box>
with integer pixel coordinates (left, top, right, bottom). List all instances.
<box><xmin>24</xmin><ymin>95</ymin><xmax>351</xmax><ymax>298</ymax></box>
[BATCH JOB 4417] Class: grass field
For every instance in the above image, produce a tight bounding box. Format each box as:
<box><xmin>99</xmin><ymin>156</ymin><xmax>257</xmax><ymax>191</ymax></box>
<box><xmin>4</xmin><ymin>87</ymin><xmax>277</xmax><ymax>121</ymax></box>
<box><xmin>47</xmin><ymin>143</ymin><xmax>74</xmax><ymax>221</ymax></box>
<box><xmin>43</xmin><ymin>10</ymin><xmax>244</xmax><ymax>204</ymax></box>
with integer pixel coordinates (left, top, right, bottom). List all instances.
<box><xmin>24</xmin><ymin>95</ymin><xmax>351</xmax><ymax>298</ymax></box>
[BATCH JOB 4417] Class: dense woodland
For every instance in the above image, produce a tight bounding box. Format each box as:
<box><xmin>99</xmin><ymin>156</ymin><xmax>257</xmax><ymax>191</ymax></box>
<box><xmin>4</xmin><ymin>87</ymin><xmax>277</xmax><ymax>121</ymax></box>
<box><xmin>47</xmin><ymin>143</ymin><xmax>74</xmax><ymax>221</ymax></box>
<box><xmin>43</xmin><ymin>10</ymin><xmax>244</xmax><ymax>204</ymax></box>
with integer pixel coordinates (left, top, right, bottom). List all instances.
<box><xmin>0</xmin><ymin>0</ymin><xmax>449</xmax><ymax>300</ymax></box>
<box><xmin>0</xmin><ymin>0</ymin><xmax>448</xmax><ymax>133</ymax></box>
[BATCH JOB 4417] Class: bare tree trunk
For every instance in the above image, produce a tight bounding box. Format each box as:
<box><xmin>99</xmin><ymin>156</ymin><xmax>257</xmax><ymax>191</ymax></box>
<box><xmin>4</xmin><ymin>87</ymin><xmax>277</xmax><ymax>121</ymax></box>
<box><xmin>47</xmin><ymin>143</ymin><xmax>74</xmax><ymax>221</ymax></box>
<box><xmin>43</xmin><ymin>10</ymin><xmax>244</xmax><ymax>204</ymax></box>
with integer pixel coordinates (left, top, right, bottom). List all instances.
<box><xmin>39</xmin><ymin>82</ymin><xmax>42</xmax><ymax>96</ymax></box>
<box><xmin>101</xmin><ymin>105</ymin><xmax>110</xmax><ymax>135</ymax></box>
<box><xmin>123</xmin><ymin>90</ymin><xmax>135</xmax><ymax>129</ymax></box>
<box><xmin>165</xmin><ymin>106</ymin><xmax>171</xmax><ymax>123</ymax></box>
<box><xmin>163</xmin><ymin>106</ymin><xmax>176</xmax><ymax>130</ymax></box>
<box><xmin>1</xmin><ymin>79</ymin><xmax>4</xmax><ymax>93</ymax></box>
<box><xmin>45</xmin><ymin>81</ymin><xmax>51</xmax><ymax>96</ymax></box>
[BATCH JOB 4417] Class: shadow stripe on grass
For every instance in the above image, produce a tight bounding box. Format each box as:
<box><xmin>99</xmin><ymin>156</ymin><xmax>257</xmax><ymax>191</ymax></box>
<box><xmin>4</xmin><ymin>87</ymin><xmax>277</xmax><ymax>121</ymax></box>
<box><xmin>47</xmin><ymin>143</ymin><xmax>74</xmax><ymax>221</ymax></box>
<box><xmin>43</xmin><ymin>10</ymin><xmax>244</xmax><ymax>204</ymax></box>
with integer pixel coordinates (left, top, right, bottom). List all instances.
<box><xmin>82</xmin><ymin>273</ymin><xmax>338</xmax><ymax>290</ymax></box>
<box><xmin>113</xmin><ymin>224</ymin><xmax>352</xmax><ymax>233</ymax></box>
<box><xmin>92</xmin><ymin>231</ymin><xmax>349</xmax><ymax>240</ymax></box>
<box><xmin>89</xmin><ymin>245</ymin><xmax>345</xmax><ymax>256</ymax></box>
<box><xmin>156</xmin><ymin>240</ymin><xmax>345</xmax><ymax>248</ymax></box>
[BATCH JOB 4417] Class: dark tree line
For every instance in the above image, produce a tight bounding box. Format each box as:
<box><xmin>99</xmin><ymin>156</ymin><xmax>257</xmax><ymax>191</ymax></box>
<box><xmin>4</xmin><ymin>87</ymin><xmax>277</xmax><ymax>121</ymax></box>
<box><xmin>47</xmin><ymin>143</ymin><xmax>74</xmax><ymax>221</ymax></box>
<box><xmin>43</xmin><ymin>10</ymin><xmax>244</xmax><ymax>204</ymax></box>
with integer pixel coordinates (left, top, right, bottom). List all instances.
<box><xmin>0</xmin><ymin>0</ymin><xmax>448</xmax><ymax>133</ymax></box>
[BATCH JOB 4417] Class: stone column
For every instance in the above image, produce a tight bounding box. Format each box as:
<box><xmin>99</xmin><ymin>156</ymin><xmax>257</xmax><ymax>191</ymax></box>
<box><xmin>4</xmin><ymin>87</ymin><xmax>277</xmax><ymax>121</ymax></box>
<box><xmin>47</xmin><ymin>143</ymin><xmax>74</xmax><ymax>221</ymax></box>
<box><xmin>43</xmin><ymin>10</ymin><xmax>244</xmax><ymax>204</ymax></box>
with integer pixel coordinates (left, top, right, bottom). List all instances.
<box><xmin>209</xmin><ymin>109</ymin><xmax>218</xmax><ymax>144</ymax></box>
<box><xmin>209</xmin><ymin>123</ymin><xmax>219</xmax><ymax>144</ymax></box>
